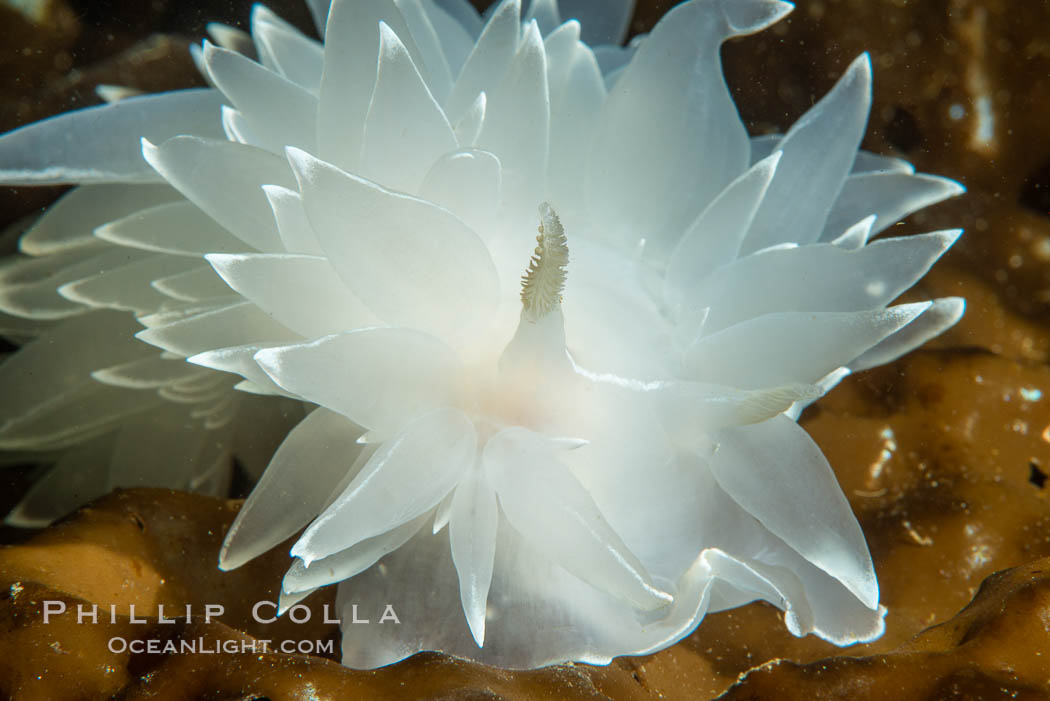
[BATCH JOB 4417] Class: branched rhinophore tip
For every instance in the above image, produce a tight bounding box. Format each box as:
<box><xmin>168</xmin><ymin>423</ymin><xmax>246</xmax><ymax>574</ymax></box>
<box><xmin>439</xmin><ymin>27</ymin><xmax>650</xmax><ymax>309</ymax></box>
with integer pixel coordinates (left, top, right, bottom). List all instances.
<box><xmin>520</xmin><ymin>202</ymin><xmax>569</xmax><ymax>322</ymax></box>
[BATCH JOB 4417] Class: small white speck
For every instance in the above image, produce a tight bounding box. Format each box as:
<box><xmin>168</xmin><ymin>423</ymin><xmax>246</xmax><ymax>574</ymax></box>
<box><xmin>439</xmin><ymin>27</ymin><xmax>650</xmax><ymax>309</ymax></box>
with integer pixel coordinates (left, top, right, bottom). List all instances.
<box><xmin>969</xmin><ymin>543</ymin><xmax>992</xmax><ymax>569</ymax></box>
<box><xmin>868</xmin><ymin>426</ymin><xmax>897</xmax><ymax>482</ymax></box>
<box><xmin>1020</xmin><ymin>387</ymin><xmax>1042</xmax><ymax>401</ymax></box>
<box><xmin>949</xmin><ymin>103</ymin><xmax>965</xmax><ymax>120</ymax></box>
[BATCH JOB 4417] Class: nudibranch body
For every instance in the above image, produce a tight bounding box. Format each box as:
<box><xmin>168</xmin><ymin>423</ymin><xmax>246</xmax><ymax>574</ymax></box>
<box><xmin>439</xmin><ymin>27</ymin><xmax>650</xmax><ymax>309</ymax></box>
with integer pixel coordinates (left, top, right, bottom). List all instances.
<box><xmin>0</xmin><ymin>0</ymin><xmax>965</xmax><ymax>669</ymax></box>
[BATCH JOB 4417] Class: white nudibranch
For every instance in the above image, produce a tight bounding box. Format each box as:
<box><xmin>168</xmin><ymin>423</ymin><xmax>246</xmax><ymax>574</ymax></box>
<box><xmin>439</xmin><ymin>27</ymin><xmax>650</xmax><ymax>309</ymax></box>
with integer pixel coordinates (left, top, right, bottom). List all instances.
<box><xmin>0</xmin><ymin>0</ymin><xmax>966</xmax><ymax>672</ymax></box>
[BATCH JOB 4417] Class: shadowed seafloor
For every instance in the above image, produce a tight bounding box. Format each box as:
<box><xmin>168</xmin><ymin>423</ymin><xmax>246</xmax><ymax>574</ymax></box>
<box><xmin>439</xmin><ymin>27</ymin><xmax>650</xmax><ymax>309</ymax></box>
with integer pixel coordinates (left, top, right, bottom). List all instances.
<box><xmin>1</xmin><ymin>0</ymin><xmax>1050</xmax><ymax>698</ymax></box>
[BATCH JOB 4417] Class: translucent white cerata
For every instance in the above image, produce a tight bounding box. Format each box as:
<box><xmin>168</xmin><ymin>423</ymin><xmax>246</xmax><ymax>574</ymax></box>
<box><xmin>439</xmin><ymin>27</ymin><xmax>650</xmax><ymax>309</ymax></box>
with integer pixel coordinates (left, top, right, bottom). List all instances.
<box><xmin>0</xmin><ymin>0</ymin><xmax>966</xmax><ymax>669</ymax></box>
